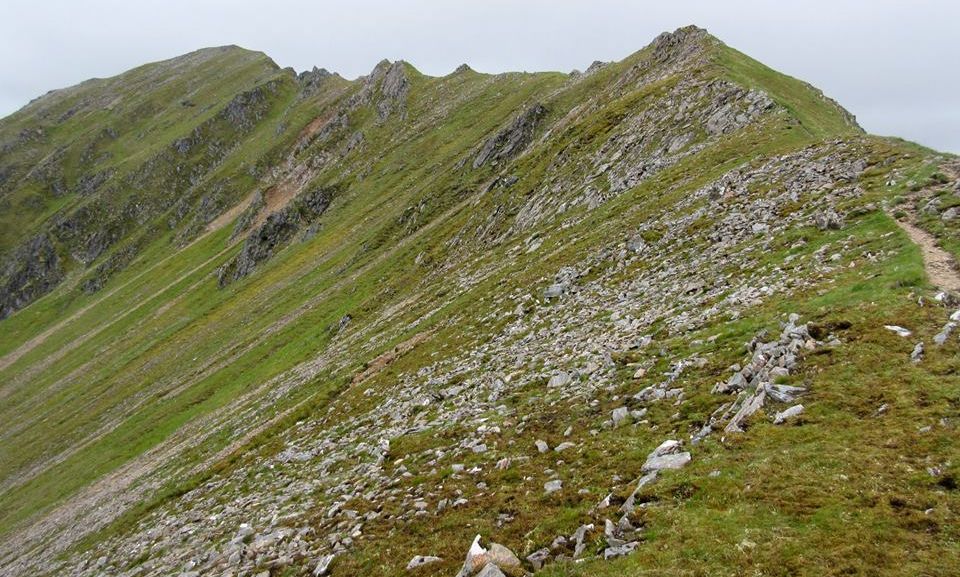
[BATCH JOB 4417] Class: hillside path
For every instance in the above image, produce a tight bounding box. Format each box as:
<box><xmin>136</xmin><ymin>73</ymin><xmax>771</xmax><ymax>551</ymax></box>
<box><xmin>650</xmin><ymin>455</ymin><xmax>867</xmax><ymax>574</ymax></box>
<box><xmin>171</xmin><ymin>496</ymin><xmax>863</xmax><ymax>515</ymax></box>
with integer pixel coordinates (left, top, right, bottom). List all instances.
<box><xmin>894</xmin><ymin>218</ymin><xmax>960</xmax><ymax>292</ymax></box>
<box><xmin>891</xmin><ymin>162</ymin><xmax>960</xmax><ymax>294</ymax></box>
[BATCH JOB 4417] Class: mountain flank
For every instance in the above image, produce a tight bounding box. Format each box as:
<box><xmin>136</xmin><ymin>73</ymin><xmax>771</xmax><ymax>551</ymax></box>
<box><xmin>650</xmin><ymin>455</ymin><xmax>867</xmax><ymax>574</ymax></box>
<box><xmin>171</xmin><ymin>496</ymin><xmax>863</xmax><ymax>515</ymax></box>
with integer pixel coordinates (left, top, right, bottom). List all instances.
<box><xmin>0</xmin><ymin>25</ymin><xmax>958</xmax><ymax>577</ymax></box>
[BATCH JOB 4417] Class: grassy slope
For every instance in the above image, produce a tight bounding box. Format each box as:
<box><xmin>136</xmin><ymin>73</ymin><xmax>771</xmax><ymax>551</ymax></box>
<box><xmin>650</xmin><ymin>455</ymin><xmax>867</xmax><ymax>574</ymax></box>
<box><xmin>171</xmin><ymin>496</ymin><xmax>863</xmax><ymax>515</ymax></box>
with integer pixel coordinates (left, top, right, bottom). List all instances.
<box><xmin>317</xmin><ymin>126</ymin><xmax>959</xmax><ymax>576</ymax></box>
<box><xmin>0</xmin><ymin>46</ymin><xmax>281</xmax><ymax>254</ymax></box>
<box><xmin>0</xmin><ymin>30</ymin><xmax>957</xmax><ymax>577</ymax></box>
<box><xmin>0</xmin><ymin>60</ymin><xmax>570</xmax><ymax>535</ymax></box>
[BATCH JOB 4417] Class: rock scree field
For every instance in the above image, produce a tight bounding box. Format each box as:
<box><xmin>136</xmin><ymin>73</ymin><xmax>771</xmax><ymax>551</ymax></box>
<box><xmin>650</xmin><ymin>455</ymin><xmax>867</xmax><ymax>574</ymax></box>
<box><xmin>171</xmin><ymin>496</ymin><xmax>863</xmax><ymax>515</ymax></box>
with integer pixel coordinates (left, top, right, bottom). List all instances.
<box><xmin>0</xmin><ymin>25</ymin><xmax>959</xmax><ymax>577</ymax></box>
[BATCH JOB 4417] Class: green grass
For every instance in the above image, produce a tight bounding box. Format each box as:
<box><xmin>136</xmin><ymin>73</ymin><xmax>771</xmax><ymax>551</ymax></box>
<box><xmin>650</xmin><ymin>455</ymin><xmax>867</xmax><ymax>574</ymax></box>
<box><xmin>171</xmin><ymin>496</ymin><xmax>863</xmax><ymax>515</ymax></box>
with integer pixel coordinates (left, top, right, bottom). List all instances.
<box><xmin>714</xmin><ymin>44</ymin><xmax>862</xmax><ymax>140</ymax></box>
<box><xmin>0</xmin><ymin>27</ymin><xmax>958</xmax><ymax>577</ymax></box>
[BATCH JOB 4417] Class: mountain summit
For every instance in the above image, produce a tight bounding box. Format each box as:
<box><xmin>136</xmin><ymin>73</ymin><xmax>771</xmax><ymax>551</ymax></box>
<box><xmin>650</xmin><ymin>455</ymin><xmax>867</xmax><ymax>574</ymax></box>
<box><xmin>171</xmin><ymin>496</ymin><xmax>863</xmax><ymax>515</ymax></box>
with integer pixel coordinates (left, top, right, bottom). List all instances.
<box><xmin>0</xmin><ymin>26</ymin><xmax>958</xmax><ymax>577</ymax></box>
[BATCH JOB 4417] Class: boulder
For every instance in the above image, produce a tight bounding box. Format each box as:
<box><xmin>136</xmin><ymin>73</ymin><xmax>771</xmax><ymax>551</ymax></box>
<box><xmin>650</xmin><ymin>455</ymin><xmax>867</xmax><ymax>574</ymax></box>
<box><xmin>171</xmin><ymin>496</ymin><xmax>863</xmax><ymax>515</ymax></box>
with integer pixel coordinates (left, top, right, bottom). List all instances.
<box><xmin>547</xmin><ymin>372</ymin><xmax>572</xmax><ymax>387</ymax></box>
<box><xmin>406</xmin><ymin>555</ymin><xmax>442</xmax><ymax>570</ymax></box>
<box><xmin>526</xmin><ymin>548</ymin><xmax>551</xmax><ymax>571</ymax></box>
<box><xmin>543</xmin><ymin>283</ymin><xmax>567</xmax><ymax>299</ymax></box>
<box><xmin>934</xmin><ymin>322</ymin><xmax>956</xmax><ymax>346</ymax></box>
<box><xmin>641</xmin><ymin>440</ymin><xmax>690</xmax><ymax>472</ymax></box>
<box><xmin>773</xmin><ymin>404</ymin><xmax>804</xmax><ymax>424</ymax></box>
<box><xmin>814</xmin><ymin>210</ymin><xmax>844</xmax><ymax>230</ymax></box>
<box><xmin>911</xmin><ymin>342</ymin><xmax>924</xmax><ymax>363</ymax></box>
<box><xmin>456</xmin><ymin>535</ymin><xmax>522</xmax><ymax>577</ymax></box>
<box><xmin>603</xmin><ymin>541</ymin><xmax>639</xmax><ymax>559</ymax></box>
<box><xmin>476</xmin><ymin>564</ymin><xmax>507</xmax><ymax>577</ymax></box>
<box><xmin>612</xmin><ymin>407</ymin><xmax>631</xmax><ymax>427</ymax></box>
<box><xmin>313</xmin><ymin>554</ymin><xmax>335</xmax><ymax>576</ymax></box>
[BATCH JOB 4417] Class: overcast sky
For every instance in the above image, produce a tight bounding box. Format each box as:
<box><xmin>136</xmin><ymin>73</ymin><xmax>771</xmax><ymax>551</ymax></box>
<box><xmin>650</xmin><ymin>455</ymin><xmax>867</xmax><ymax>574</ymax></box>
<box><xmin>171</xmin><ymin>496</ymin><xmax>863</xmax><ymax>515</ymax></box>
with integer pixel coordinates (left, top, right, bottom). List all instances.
<box><xmin>1</xmin><ymin>0</ymin><xmax>957</xmax><ymax>152</ymax></box>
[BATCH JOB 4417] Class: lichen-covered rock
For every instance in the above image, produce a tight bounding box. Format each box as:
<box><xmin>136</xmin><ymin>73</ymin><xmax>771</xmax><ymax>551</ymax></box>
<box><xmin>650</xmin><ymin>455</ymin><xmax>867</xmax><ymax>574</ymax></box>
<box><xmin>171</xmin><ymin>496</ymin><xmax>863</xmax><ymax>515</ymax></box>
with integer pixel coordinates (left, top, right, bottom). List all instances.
<box><xmin>297</xmin><ymin>66</ymin><xmax>333</xmax><ymax>97</ymax></box>
<box><xmin>0</xmin><ymin>233</ymin><xmax>63</xmax><ymax>319</ymax></box>
<box><xmin>473</xmin><ymin>103</ymin><xmax>547</xmax><ymax>168</ymax></box>
<box><xmin>219</xmin><ymin>187</ymin><xmax>334</xmax><ymax>286</ymax></box>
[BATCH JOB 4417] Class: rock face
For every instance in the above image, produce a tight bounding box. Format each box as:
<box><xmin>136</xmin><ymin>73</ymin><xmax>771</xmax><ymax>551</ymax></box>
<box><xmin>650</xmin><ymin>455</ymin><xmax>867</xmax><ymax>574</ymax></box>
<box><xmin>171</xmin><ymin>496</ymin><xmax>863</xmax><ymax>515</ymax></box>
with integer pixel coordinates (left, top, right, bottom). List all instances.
<box><xmin>473</xmin><ymin>103</ymin><xmax>547</xmax><ymax>168</ymax></box>
<box><xmin>356</xmin><ymin>60</ymin><xmax>410</xmax><ymax>121</ymax></box>
<box><xmin>0</xmin><ymin>233</ymin><xmax>63</xmax><ymax>319</ymax></box>
<box><xmin>0</xmin><ymin>56</ymin><xmax>290</xmax><ymax>317</ymax></box>
<box><xmin>218</xmin><ymin>187</ymin><xmax>334</xmax><ymax>286</ymax></box>
<box><xmin>298</xmin><ymin>66</ymin><xmax>334</xmax><ymax>97</ymax></box>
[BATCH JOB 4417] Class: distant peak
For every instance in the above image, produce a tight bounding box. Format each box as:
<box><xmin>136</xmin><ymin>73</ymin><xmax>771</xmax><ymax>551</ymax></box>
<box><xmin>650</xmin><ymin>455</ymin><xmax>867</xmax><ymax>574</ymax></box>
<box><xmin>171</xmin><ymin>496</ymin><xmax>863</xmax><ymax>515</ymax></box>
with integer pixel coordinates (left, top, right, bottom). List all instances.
<box><xmin>368</xmin><ymin>59</ymin><xmax>397</xmax><ymax>78</ymax></box>
<box><xmin>648</xmin><ymin>25</ymin><xmax>711</xmax><ymax>54</ymax></box>
<box><xmin>159</xmin><ymin>44</ymin><xmax>279</xmax><ymax>71</ymax></box>
<box><xmin>454</xmin><ymin>63</ymin><xmax>473</xmax><ymax>74</ymax></box>
<box><xmin>585</xmin><ymin>60</ymin><xmax>607</xmax><ymax>74</ymax></box>
<box><xmin>296</xmin><ymin>66</ymin><xmax>337</xmax><ymax>96</ymax></box>
<box><xmin>187</xmin><ymin>44</ymin><xmax>261</xmax><ymax>59</ymax></box>
<box><xmin>657</xmin><ymin>25</ymin><xmax>709</xmax><ymax>41</ymax></box>
<box><xmin>298</xmin><ymin>66</ymin><xmax>332</xmax><ymax>81</ymax></box>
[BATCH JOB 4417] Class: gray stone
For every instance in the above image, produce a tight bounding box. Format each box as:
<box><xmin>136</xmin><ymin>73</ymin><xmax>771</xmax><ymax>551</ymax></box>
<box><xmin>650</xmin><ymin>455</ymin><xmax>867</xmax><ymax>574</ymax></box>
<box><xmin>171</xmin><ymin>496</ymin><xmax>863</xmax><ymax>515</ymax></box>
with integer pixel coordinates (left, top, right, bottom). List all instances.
<box><xmin>547</xmin><ymin>372</ymin><xmax>572</xmax><ymax>387</ymax></box>
<box><xmin>911</xmin><ymin>342</ymin><xmax>924</xmax><ymax>363</ymax></box>
<box><xmin>457</xmin><ymin>535</ymin><xmax>521</xmax><ymax>577</ymax></box>
<box><xmin>313</xmin><ymin>554</ymin><xmax>335</xmax><ymax>576</ymax></box>
<box><xmin>621</xmin><ymin>471</ymin><xmax>658</xmax><ymax>513</ymax></box>
<box><xmin>571</xmin><ymin>523</ymin><xmax>594</xmax><ymax>558</ymax></box>
<box><xmin>884</xmin><ymin>325</ymin><xmax>912</xmax><ymax>337</ymax></box>
<box><xmin>526</xmin><ymin>548</ymin><xmax>551</xmax><ymax>571</ymax></box>
<box><xmin>475</xmin><ymin>563</ymin><xmax>507</xmax><ymax>577</ymax></box>
<box><xmin>814</xmin><ymin>210</ymin><xmax>844</xmax><ymax>230</ymax></box>
<box><xmin>626</xmin><ymin>235</ymin><xmax>647</xmax><ymax>253</ymax></box>
<box><xmin>764</xmin><ymin>383</ymin><xmax>806</xmax><ymax>403</ymax></box>
<box><xmin>612</xmin><ymin>407</ymin><xmax>631</xmax><ymax>427</ymax></box>
<box><xmin>773</xmin><ymin>404</ymin><xmax>804</xmax><ymax>424</ymax></box>
<box><xmin>544</xmin><ymin>283</ymin><xmax>567</xmax><ymax>299</ymax></box>
<box><xmin>642</xmin><ymin>451</ymin><xmax>691</xmax><ymax>472</ymax></box>
<box><xmin>603</xmin><ymin>541</ymin><xmax>639</xmax><ymax>559</ymax></box>
<box><xmin>933</xmin><ymin>322</ymin><xmax>956</xmax><ymax>346</ymax></box>
<box><xmin>641</xmin><ymin>440</ymin><xmax>691</xmax><ymax>472</ymax></box>
<box><xmin>406</xmin><ymin>555</ymin><xmax>442</xmax><ymax>570</ymax></box>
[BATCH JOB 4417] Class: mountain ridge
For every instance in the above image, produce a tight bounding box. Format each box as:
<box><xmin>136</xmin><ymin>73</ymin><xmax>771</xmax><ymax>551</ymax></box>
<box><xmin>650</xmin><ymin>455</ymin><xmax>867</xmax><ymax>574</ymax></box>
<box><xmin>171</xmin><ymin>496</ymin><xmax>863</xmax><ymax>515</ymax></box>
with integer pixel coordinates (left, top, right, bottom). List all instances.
<box><xmin>0</xmin><ymin>25</ymin><xmax>958</xmax><ymax>577</ymax></box>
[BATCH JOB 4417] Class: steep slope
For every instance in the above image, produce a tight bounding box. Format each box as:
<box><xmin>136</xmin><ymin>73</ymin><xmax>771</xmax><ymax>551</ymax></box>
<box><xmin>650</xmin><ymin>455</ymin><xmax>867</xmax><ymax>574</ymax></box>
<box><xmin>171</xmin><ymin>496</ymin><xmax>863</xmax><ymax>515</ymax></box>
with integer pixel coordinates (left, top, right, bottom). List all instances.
<box><xmin>0</xmin><ymin>26</ymin><xmax>958</xmax><ymax>577</ymax></box>
<box><xmin>0</xmin><ymin>45</ymin><xmax>351</xmax><ymax>318</ymax></box>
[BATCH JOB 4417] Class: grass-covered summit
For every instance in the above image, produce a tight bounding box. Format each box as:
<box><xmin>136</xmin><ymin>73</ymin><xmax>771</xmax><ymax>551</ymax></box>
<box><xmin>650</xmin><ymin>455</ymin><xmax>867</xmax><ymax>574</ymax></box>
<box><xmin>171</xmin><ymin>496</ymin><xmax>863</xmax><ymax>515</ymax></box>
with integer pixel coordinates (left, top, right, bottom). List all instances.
<box><xmin>0</xmin><ymin>25</ymin><xmax>958</xmax><ymax>577</ymax></box>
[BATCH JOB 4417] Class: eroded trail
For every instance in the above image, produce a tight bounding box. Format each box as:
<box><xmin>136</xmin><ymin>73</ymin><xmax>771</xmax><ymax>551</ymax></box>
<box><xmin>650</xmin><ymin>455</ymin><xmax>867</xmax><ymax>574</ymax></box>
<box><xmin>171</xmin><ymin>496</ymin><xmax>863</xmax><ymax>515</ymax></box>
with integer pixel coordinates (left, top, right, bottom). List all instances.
<box><xmin>893</xmin><ymin>218</ymin><xmax>960</xmax><ymax>293</ymax></box>
<box><xmin>890</xmin><ymin>162</ymin><xmax>960</xmax><ymax>294</ymax></box>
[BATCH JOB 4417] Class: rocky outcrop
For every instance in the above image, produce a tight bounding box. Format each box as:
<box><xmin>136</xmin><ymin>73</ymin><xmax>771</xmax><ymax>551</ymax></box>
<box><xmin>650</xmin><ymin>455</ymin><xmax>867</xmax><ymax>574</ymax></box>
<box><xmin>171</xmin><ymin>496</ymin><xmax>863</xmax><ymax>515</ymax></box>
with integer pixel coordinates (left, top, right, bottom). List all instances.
<box><xmin>221</xmin><ymin>82</ymin><xmax>272</xmax><ymax>130</ymax></box>
<box><xmin>297</xmin><ymin>66</ymin><xmax>334</xmax><ymax>97</ymax></box>
<box><xmin>353</xmin><ymin>60</ymin><xmax>411</xmax><ymax>121</ymax></box>
<box><xmin>648</xmin><ymin>25</ymin><xmax>710</xmax><ymax>65</ymax></box>
<box><xmin>709</xmin><ymin>314</ymin><xmax>831</xmax><ymax>434</ymax></box>
<box><xmin>473</xmin><ymin>103</ymin><xmax>547</xmax><ymax>168</ymax></box>
<box><xmin>0</xmin><ymin>233</ymin><xmax>63</xmax><ymax>319</ymax></box>
<box><xmin>218</xmin><ymin>187</ymin><xmax>335</xmax><ymax>286</ymax></box>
